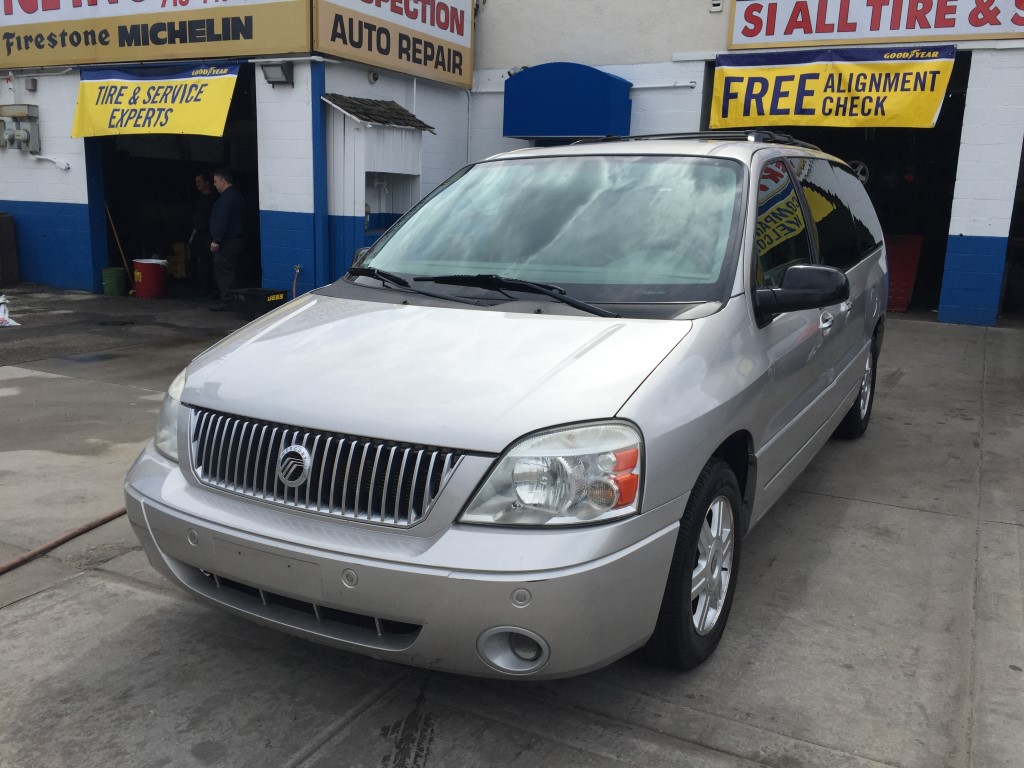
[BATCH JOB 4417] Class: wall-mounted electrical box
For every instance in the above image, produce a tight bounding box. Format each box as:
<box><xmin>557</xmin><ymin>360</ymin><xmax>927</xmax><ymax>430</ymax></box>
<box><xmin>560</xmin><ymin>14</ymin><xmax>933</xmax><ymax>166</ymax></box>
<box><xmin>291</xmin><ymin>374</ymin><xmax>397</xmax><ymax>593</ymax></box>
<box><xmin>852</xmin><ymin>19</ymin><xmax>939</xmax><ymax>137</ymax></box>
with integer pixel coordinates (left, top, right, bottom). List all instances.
<box><xmin>0</xmin><ymin>104</ymin><xmax>41</xmax><ymax>154</ymax></box>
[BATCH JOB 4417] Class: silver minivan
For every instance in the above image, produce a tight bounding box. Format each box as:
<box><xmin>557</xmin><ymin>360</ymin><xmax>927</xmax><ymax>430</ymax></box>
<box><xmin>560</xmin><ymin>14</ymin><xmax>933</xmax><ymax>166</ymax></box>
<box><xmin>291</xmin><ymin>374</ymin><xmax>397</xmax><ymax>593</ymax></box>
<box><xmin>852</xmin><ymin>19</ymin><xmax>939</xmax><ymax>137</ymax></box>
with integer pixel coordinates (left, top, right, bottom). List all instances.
<box><xmin>125</xmin><ymin>133</ymin><xmax>887</xmax><ymax>679</ymax></box>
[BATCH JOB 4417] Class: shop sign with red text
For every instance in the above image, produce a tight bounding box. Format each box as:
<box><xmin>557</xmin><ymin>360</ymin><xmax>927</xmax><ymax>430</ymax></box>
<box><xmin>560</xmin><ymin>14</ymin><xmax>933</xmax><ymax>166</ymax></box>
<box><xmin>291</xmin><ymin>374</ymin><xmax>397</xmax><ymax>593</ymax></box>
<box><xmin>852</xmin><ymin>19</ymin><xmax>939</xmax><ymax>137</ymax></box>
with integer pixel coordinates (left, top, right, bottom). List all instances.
<box><xmin>314</xmin><ymin>0</ymin><xmax>473</xmax><ymax>89</ymax></box>
<box><xmin>730</xmin><ymin>0</ymin><xmax>1024</xmax><ymax>49</ymax></box>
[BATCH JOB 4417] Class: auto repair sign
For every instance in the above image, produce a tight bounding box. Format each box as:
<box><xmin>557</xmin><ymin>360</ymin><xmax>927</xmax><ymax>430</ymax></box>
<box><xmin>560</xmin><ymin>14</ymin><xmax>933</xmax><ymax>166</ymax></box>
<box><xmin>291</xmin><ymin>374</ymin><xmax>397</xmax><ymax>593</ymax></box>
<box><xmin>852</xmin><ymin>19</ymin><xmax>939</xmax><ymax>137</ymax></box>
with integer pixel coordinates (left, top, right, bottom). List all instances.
<box><xmin>731</xmin><ymin>0</ymin><xmax>1024</xmax><ymax>48</ymax></box>
<box><xmin>710</xmin><ymin>45</ymin><xmax>955</xmax><ymax>128</ymax></box>
<box><xmin>314</xmin><ymin>0</ymin><xmax>474</xmax><ymax>89</ymax></box>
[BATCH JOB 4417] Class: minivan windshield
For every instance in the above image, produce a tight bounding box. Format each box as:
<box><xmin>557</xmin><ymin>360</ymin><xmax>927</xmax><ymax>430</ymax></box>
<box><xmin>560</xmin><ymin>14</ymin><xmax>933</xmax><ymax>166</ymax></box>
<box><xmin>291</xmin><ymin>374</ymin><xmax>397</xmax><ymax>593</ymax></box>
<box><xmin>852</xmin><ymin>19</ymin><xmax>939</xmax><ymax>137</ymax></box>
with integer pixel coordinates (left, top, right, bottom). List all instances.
<box><xmin>358</xmin><ymin>154</ymin><xmax>745</xmax><ymax>304</ymax></box>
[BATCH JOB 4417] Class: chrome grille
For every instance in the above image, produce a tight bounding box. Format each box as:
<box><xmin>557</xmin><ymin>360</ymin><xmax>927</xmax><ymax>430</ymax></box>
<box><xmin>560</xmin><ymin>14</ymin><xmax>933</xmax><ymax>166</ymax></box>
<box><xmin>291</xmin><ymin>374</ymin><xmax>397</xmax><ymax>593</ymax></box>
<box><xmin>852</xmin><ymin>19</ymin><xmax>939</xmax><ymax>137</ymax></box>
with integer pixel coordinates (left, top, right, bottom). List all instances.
<box><xmin>189</xmin><ymin>408</ymin><xmax>463</xmax><ymax>527</ymax></box>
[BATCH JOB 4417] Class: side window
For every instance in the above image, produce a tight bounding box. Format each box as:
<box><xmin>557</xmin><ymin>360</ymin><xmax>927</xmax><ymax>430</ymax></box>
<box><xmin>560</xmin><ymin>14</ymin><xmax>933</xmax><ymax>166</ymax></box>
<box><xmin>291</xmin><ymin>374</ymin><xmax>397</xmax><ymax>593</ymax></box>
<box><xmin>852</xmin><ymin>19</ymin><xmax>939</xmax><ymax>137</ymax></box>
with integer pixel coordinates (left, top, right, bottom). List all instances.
<box><xmin>755</xmin><ymin>159</ymin><xmax>813</xmax><ymax>288</ymax></box>
<box><xmin>790</xmin><ymin>158</ymin><xmax>861</xmax><ymax>271</ymax></box>
<box><xmin>831</xmin><ymin>163</ymin><xmax>884</xmax><ymax>259</ymax></box>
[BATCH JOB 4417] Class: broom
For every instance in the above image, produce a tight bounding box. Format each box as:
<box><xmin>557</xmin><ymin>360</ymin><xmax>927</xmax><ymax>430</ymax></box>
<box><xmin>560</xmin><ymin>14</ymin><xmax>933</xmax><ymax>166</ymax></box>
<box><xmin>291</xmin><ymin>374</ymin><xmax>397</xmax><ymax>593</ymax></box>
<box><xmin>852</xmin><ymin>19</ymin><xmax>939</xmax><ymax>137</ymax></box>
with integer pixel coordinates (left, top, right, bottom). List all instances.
<box><xmin>105</xmin><ymin>202</ymin><xmax>135</xmax><ymax>294</ymax></box>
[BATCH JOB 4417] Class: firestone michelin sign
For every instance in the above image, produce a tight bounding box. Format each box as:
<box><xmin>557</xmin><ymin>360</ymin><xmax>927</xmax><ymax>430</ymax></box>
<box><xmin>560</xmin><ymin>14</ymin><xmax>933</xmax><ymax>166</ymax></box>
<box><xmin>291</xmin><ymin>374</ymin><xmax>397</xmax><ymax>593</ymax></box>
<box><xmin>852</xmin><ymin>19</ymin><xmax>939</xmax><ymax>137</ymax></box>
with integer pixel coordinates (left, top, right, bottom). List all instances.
<box><xmin>1</xmin><ymin>0</ymin><xmax>309</xmax><ymax>68</ymax></box>
<box><xmin>314</xmin><ymin>0</ymin><xmax>473</xmax><ymax>89</ymax></box>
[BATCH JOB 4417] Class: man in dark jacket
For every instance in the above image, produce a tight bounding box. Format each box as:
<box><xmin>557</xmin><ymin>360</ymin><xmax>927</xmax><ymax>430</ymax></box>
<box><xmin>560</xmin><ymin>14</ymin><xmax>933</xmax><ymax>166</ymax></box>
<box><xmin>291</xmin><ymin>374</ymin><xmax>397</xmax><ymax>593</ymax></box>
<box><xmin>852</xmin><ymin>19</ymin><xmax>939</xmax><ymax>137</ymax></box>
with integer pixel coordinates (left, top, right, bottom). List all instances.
<box><xmin>209</xmin><ymin>168</ymin><xmax>245</xmax><ymax>311</ymax></box>
<box><xmin>190</xmin><ymin>172</ymin><xmax>217</xmax><ymax>299</ymax></box>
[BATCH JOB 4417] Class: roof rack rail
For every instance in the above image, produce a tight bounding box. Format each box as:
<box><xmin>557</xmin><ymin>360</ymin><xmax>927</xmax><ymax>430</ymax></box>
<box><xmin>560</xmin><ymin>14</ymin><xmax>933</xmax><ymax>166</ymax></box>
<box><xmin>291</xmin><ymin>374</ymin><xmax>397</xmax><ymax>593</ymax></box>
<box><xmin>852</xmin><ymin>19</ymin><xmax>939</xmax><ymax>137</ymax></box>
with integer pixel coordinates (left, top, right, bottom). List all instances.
<box><xmin>576</xmin><ymin>130</ymin><xmax>821</xmax><ymax>151</ymax></box>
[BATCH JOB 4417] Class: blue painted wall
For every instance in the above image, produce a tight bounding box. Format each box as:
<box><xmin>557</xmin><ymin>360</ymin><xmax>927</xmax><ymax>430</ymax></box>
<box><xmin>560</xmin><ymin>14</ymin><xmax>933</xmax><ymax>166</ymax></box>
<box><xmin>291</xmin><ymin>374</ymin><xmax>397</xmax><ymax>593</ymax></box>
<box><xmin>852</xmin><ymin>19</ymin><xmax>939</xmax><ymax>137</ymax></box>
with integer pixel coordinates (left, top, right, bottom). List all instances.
<box><xmin>0</xmin><ymin>200</ymin><xmax>100</xmax><ymax>291</ymax></box>
<box><xmin>938</xmin><ymin>235</ymin><xmax>1008</xmax><ymax>327</ymax></box>
<box><xmin>260</xmin><ymin>209</ymin><xmax>316</xmax><ymax>295</ymax></box>
<box><xmin>261</xmin><ymin>210</ymin><xmax>394</xmax><ymax>292</ymax></box>
<box><xmin>327</xmin><ymin>214</ymin><xmax>395</xmax><ymax>280</ymax></box>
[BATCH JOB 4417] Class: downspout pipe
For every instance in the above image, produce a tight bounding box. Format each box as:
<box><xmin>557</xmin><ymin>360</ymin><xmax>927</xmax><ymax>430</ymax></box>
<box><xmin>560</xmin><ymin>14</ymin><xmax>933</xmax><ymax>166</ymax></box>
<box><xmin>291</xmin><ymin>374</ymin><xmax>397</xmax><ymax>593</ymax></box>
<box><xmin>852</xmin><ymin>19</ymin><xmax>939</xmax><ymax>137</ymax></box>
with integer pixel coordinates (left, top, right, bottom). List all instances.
<box><xmin>311</xmin><ymin>60</ymin><xmax>330</xmax><ymax>287</ymax></box>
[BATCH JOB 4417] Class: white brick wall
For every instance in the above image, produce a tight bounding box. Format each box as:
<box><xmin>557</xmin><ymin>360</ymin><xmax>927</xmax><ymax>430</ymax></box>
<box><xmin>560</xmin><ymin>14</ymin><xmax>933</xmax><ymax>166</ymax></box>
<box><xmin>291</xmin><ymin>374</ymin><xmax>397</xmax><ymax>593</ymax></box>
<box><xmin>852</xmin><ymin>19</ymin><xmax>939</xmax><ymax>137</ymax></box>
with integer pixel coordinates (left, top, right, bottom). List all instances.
<box><xmin>473</xmin><ymin>0</ymin><xmax>728</xmax><ymax>70</ymax></box>
<box><xmin>0</xmin><ymin>71</ymin><xmax>88</xmax><ymax>205</ymax></box>
<box><xmin>416</xmin><ymin>79</ymin><xmax>471</xmax><ymax>193</ymax></box>
<box><xmin>606</xmin><ymin>61</ymin><xmax>707</xmax><ymax>135</ymax></box>
<box><xmin>255</xmin><ymin>62</ymin><xmax>315</xmax><ymax>215</ymax></box>
<box><xmin>950</xmin><ymin>49</ymin><xmax>1024</xmax><ymax>238</ymax></box>
<box><xmin>469</xmin><ymin>72</ymin><xmax>528</xmax><ymax>162</ymax></box>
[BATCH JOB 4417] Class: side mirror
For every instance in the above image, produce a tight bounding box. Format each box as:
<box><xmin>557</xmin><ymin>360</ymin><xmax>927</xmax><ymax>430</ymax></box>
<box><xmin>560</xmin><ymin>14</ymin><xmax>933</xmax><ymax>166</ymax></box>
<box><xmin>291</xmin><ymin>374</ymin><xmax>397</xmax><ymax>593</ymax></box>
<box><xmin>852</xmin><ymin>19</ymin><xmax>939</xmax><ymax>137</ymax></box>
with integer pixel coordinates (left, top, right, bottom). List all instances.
<box><xmin>754</xmin><ymin>264</ymin><xmax>849</xmax><ymax>322</ymax></box>
<box><xmin>353</xmin><ymin>247</ymin><xmax>370</xmax><ymax>267</ymax></box>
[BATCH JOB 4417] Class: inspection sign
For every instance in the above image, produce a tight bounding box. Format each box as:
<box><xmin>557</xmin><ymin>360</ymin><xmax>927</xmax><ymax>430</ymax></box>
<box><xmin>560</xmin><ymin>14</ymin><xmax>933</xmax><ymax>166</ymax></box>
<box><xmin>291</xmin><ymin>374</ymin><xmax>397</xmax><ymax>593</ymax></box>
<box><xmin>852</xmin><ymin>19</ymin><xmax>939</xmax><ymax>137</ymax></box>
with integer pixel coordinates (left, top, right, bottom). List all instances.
<box><xmin>314</xmin><ymin>0</ymin><xmax>473</xmax><ymax>89</ymax></box>
<box><xmin>710</xmin><ymin>45</ymin><xmax>955</xmax><ymax>128</ymax></box>
<box><xmin>71</xmin><ymin>64</ymin><xmax>239</xmax><ymax>137</ymax></box>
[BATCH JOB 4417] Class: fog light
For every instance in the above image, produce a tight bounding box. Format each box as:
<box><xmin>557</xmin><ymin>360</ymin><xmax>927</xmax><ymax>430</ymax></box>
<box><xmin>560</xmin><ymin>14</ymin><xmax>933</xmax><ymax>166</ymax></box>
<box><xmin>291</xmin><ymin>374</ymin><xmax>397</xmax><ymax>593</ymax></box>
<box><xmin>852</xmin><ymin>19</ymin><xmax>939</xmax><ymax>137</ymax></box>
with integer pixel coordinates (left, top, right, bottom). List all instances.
<box><xmin>509</xmin><ymin>632</ymin><xmax>541</xmax><ymax>662</ymax></box>
<box><xmin>477</xmin><ymin>626</ymin><xmax>551</xmax><ymax>675</ymax></box>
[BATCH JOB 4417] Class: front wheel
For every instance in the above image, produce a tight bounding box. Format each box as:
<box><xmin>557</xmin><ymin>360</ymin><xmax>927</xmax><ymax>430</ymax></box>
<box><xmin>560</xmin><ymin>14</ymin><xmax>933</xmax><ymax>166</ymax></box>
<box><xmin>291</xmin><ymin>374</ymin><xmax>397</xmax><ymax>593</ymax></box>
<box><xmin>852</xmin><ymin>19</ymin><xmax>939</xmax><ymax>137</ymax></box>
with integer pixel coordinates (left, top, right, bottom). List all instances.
<box><xmin>645</xmin><ymin>459</ymin><xmax>742</xmax><ymax>669</ymax></box>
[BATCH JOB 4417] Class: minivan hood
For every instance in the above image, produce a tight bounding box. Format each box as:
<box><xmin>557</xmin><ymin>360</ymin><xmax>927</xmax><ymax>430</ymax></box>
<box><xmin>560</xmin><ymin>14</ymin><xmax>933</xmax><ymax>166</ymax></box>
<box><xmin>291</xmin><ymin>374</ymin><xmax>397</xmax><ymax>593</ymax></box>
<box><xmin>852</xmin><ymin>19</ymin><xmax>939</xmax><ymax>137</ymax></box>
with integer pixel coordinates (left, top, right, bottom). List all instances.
<box><xmin>183</xmin><ymin>294</ymin><xmax>691</xmax><ymax>453</ymax></box>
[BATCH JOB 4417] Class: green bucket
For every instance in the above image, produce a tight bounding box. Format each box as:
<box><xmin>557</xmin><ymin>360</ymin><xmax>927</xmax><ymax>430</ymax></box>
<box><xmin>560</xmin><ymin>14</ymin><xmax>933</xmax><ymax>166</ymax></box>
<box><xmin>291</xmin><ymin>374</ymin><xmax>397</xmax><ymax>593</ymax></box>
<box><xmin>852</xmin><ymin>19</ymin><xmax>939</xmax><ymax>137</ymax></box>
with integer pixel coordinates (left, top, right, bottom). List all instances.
<box><xmin>102</xmin><ymin>267</ymin><xmax>127</xmax><ymax>297</ymax></box>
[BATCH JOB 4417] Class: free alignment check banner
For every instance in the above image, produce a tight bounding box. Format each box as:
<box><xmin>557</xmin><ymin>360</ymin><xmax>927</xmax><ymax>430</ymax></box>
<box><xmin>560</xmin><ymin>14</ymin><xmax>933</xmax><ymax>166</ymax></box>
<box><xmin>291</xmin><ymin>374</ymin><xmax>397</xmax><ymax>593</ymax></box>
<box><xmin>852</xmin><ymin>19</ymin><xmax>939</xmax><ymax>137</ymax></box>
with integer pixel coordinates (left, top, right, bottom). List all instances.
<box><xmin>710</xmin><ymin>46</ymin><xmax>955</xmax><ymax>128</ymax></box>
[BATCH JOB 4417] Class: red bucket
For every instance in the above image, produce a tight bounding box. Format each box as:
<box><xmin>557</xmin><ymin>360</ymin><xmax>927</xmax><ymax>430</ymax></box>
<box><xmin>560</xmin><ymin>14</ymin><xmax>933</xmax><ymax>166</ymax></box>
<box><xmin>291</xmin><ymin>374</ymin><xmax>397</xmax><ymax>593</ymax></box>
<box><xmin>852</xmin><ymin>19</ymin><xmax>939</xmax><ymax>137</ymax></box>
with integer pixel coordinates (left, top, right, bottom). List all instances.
<box><xmin>884</xmin><ymin>235</ymin><xmax>923</xmax><ymax>313</ymax></box>
<box><xmin>133</xmin><ymin>259</ymin><xmax>167</xmax><ymax>300</ymax></box>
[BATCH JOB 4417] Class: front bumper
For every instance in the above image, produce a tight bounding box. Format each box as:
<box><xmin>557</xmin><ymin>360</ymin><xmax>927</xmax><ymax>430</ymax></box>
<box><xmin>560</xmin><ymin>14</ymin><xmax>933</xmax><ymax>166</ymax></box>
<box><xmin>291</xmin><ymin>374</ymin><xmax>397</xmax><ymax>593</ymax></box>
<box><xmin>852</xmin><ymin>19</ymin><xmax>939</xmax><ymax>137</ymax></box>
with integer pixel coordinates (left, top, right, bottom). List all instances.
<box><xmin>125</xmin><ymin>443</ymin><xmax>681</xmax><ymax>679</ymax></box>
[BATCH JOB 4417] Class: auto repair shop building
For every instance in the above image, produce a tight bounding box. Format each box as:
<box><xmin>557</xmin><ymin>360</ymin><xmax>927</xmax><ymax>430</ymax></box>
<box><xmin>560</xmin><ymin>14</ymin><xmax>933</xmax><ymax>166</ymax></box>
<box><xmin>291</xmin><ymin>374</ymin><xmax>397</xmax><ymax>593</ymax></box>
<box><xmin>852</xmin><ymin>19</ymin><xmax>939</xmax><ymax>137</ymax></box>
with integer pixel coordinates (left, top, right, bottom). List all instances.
<box><xmin>2</xmin><ymin>0</ymin><xmax>1023</xmax><ymax>326</ymax></box>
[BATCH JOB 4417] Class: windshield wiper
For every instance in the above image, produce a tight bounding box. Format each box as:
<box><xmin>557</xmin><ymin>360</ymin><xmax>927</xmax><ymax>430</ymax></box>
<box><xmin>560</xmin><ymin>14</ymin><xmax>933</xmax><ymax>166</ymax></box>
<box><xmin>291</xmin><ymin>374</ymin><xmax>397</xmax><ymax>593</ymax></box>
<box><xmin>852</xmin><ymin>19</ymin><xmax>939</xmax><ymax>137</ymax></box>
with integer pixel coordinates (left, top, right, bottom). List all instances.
<box><xmin>414</xmin><ymin>274</ymin><xmax>620</xmax><ymax>318</ymax></box>
<box><xmin>347</xmin><ymin>267</ymin><xmax>482</xmax><ymax>306</ymax></box>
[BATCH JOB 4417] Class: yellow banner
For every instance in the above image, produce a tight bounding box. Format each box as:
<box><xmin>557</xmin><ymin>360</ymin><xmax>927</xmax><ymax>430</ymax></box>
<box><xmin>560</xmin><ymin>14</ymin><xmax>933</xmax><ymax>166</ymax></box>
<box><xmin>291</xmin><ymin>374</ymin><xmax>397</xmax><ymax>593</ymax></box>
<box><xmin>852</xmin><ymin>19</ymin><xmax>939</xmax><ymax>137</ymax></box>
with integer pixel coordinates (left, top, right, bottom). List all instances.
<box><xmin>72</xmin><ymin>64</ymin><xmax>238</xmax><ymax>137</ymax></box>
<box><xmin>711</xmin><ymin>46</ymin><xmax>955</xmax><ymax>129</ymax></box>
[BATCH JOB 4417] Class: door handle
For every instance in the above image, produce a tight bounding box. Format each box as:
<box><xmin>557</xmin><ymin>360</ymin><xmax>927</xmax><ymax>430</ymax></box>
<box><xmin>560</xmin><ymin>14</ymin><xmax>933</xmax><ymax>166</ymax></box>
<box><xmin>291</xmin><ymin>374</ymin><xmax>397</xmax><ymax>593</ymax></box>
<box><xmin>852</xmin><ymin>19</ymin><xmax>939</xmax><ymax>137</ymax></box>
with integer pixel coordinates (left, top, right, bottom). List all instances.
<box><xmin>820</xmin><ymin>311</ymin><xmax>834</xmax><ymax>330</ymax></box>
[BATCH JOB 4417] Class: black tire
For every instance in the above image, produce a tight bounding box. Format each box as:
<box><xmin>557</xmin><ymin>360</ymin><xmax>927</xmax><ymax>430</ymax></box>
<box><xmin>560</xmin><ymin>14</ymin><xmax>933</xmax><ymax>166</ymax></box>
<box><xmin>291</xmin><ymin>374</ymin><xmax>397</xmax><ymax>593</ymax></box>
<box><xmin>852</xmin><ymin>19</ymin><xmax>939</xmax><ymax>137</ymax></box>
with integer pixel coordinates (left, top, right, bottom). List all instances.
<box><xmin>835</xmin><ymin>334</ymin><xmax>879</xmax><ymax>439</ymax></box>
<box><xmin>645</xmin><ymin>458</ymin><xmax>743</xmax><ymax>670</ymax></box>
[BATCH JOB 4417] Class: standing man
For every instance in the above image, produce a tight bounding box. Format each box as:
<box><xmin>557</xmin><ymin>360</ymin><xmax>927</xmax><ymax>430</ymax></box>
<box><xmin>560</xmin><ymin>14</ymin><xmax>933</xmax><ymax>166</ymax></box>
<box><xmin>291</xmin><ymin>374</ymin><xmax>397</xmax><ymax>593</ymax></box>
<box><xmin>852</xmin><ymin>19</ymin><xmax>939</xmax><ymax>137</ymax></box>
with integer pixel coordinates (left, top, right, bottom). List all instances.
<box><xmin>190</xmin><ymin>172</ymin><xmax>217</xmax><ymax>300</ymax></box>
<box><xmin>209</xmin><ymin>168</ymin><xmax>245</xmax><ymax>311</ymax></box>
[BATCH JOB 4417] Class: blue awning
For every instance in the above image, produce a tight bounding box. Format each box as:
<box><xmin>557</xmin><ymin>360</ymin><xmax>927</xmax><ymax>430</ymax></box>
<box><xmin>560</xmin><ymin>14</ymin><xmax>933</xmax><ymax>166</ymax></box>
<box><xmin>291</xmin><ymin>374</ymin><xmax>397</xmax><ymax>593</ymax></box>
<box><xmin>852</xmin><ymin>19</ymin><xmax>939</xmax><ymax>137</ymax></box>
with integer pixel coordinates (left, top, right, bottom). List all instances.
<box><xmin>503</xmin><ymin>62</ymin><xmax>633</xmax><ymax>139</ymax></box>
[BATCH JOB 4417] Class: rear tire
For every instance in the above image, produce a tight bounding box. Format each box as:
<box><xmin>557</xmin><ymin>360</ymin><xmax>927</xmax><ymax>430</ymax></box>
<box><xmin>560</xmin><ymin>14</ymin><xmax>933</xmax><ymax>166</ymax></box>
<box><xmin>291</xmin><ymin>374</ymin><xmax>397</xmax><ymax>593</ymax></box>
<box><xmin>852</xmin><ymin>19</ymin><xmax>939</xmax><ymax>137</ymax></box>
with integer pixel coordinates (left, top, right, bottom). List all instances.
<box><xmin>836</xmin><ymin>334</ymin><xmax>879</xmax><ymax>439</ymax></box>
<box><xmin>645</xmin><ymin>459</ymin><xmax>742</xmax><ymax>669</ymax></box>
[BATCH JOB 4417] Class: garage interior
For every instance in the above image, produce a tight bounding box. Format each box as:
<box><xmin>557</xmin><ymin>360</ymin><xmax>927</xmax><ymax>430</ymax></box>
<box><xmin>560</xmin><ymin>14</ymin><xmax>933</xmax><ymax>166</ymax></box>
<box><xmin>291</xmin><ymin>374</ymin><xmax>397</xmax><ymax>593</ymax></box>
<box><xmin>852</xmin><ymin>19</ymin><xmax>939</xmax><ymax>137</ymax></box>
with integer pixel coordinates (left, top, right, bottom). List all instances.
<box><xmin>95</xmin><ymin>63</ymin><xmax>262</xmax><ymax>299</ymax></box>
<box><xmin>752</xmin><ymin>52</ymin><xmax>981</xmax><ymax>316</ymax></box>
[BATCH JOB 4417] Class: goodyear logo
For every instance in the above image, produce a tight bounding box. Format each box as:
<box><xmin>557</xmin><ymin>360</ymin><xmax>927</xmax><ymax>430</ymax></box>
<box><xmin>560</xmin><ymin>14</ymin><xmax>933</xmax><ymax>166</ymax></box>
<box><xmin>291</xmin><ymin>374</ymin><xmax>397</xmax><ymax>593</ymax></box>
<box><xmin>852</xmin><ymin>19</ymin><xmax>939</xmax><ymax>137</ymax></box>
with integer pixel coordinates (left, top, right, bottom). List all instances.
<box><xmin>192</xmin><ymin>66</ymin><xmax>230</xmax><ymax>77</ymax></box>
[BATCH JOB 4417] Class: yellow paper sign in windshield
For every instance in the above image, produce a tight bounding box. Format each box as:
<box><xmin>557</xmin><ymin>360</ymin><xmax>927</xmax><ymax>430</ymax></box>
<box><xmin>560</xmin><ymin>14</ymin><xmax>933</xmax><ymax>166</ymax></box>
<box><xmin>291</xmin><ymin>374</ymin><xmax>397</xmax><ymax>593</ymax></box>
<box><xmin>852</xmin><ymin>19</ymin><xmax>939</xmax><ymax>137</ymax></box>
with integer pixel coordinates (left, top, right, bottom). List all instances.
<box><xmin>711</xmin><ymin>46</ymin><xmax>955</xmax><ymax>129</ymax></box>
<box><xmin>72</xmin><ymin>64</ymin><xmax>239</xmax><ymax>138</ymax></box>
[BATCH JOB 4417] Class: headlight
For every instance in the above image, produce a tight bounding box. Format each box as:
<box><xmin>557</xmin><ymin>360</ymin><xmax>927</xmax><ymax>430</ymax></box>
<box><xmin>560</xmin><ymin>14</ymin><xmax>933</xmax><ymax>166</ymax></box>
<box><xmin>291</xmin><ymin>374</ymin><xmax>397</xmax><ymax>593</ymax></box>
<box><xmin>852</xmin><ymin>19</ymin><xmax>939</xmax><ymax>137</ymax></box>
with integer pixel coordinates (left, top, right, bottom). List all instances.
<box><xmin>154</xmin><ymin>368</ymin><xmax>187</xmax><ymax>462</ymax></box>
<box><xmin>460</xmin><ymin>422</ymin><xmax>643</xmax><ymax>526</ymax></box>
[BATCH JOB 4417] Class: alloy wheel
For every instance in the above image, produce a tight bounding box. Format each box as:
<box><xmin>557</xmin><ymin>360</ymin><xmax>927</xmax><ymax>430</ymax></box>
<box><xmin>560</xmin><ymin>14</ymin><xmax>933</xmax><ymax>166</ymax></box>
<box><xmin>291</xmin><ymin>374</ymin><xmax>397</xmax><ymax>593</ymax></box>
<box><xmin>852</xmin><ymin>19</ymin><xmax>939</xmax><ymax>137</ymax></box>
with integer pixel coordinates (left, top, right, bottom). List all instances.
<box><xmin>859</xmin><ymin>352</ymin><xmax>874</xmax><ymax>420</ymax></box>
<box><xmin>691</xmin><ymin>495</ymin><xmax>734</xmax><ymax>636</ymax></box>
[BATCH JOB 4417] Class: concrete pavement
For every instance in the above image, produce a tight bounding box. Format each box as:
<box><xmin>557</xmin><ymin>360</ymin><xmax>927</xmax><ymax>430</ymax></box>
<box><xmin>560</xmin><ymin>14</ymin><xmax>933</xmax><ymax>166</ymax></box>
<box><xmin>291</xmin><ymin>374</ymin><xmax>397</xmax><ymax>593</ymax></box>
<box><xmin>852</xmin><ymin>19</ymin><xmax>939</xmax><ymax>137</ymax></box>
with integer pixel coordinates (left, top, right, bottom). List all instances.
<box><xmin>0</xmin><ymin>285</ymin><xmax>1022</xmax><ymax>768</ymax></box>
